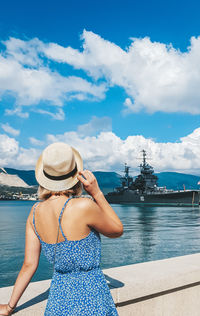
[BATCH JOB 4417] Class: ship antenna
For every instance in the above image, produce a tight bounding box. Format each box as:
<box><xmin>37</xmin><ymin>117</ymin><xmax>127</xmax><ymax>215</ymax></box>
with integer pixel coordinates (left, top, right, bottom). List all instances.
<box><xmin>142</xmin><ymin>149</ymin><xmax>147</xmax><ymax>166</ymax></box>
<box><xmin>124</xmin><ymin>163</ymin><xmax>130</xmax><ymax>177</ymax></box>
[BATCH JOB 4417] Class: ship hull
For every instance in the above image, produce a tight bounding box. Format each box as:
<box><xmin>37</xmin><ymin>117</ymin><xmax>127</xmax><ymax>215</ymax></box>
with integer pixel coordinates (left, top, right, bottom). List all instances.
<box><xmin>105</xmin><ymin>190</ymin><xmax>200</xmax><ymax>206</ymax></box>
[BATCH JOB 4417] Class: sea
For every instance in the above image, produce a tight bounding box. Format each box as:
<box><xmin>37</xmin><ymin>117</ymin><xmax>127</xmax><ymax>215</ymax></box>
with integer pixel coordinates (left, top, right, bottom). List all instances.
<box><xmin>1</xmin><ymin>200</ymin><xmax>200</xmax><ymax>288</ymax></box>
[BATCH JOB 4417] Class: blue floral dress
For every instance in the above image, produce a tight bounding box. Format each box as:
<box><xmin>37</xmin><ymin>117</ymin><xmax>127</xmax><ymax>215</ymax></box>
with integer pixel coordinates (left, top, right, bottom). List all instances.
<box><xmin>33</xmin><ymin>197</ymin><xmax>118</xmax><ymax>315</ymax></box>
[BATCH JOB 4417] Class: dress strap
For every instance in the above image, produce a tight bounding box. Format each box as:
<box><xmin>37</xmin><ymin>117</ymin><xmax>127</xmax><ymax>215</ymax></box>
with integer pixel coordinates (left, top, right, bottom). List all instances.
<box><xmin>32</xmin><ymin>202</ymin><xmax>41</xmax><ymax>240</ymax></box>
<box><xmin>58</xmin><ymin>197</ymin><xmax>73</xmax><ymax>239</ymax></box>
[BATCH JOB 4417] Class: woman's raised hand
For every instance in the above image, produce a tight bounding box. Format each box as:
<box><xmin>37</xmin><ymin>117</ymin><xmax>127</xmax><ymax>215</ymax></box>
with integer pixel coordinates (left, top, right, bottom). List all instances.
<box><xmin>77</xmin><ymin>170</ymin><xmax>102</xmax><ymax>199</ymax></box>
<box><xmin>0</xmin><ymin>304</ymin><xmax>13</xmax><ymax>315</ymax></box>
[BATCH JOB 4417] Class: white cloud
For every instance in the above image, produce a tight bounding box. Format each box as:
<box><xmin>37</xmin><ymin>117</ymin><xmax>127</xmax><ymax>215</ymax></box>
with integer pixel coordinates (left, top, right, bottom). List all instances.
<box><xmin>0</xmin><ymin>133</ymin><xmax>40</xmax><ymax>169</ymax></box>
<box><xmin>77</xmin><ymin>116</ymin><xmax>112</xmax><ymax>136</ymax></box>
<box><xmin>0</xmin><ymin>53</ymin><xmax>105</xmax><ymax>106</ymax></box>
<box><xmin>46</xmin><ymin>127</ymin><xmax>200</xmax><ymax>175</ymax></box>
<box><xmin>29</xmin><ymin>137</ymin><xmax>44</xmax><ymax>146</ymax></box>
<box><xmin>34</xmin><ymin>108</ymin><xmax>65</xmax><ymax>120</ymax></box>
<box><xmin>1</xmin><ymin>127</ymin><xmax>200</xmax><ymax>175</ymax></box>
<box><xmin>1</xmin><ymin>123</ymin><xmax>20</xmax><ymax>136</ymax></box>
<box><xmin>0</xmin><ymin>36</ymin><xmax>106</xmax><ymax>117</ymax></box>
<box><xmin>123</xmin><ymin>98</ymin><xmax>135</xmax><ymax>114</ymax></box>
<box><xmin>3</xmin><ymin>32</ymin><xmax>200</xmax><ymax>116</ymax></box>
<box><xmin>5</xmin><ymin>107</ymin><xmax>29</xmax><ymax>118</ymax></box>
<box><xmin>0</xmin><ymin>134</ymin><xmax>19</xmax><ymax>166</ymax></box>
<box><xmin>2</xmin><ymin>37</ymin><xmax>43</xmax><ymax>67</ymax></box>
<box><xmin>44</xmin><ymin>30</ymin><xmax>200</xmax><ymax>114</ymax></box>
<box><xmin>15</xmin><ymin>147</ymin><xmax>40</xmax><ymax>168</ymax></box>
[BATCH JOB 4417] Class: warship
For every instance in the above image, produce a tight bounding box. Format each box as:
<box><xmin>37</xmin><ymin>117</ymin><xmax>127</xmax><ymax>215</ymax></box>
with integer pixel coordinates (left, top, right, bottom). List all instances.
<box><xmin>105</xmin><ymin>150</ymin><xmax>200</xmax><ymax>205</ymax></box>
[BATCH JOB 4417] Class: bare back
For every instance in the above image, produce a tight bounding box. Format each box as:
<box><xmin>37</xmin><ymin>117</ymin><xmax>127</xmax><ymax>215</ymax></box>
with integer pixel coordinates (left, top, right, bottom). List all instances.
<box><xmin>33</xmin><ymin>196</ymin><xmax>91</xmax><ymax>244</ymax></box>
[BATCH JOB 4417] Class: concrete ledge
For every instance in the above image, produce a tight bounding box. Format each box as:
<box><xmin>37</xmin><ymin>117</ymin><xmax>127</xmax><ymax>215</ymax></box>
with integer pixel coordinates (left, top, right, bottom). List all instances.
<box><xmin>1</xmin><ymin>253</ymin><xmax>200</xmax><ymax>315</ymax></box>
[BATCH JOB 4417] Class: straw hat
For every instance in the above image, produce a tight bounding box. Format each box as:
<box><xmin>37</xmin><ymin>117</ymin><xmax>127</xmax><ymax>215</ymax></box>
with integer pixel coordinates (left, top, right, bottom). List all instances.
<box><xmin>35</xmin><ymin>142</ymin><xmax>83</xmax><ymax>191</ymax></box>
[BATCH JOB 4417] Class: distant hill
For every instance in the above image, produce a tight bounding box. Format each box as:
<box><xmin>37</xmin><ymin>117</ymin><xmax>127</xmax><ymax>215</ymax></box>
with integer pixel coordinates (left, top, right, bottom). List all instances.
<box><xmin>5</xmin><ymin>168</ymin><xmax>37</xmax><ymax>186</ymax></box>
<box><xmin>93</xmin><ymin>171</ymin><xmax>121</xmax><ymax>194</ymax></box>
<box><xmin>155</xmin><ymin>172</ymin><xmax>200</xmax><ymax>190</ymax></box>
<box><xmin>0</xmin><ymin>170</ymin><xmax>29</xmax><ymax>188</ymax></box>
<box><xmin>2</xmin><ymin>168</ymin><xmax>200</xmax><ymax>192</ymax></box>
<box><xmin>3</xmin><ymin>168</ymin><xmax>121</xmax><ymax>193</ymax></box>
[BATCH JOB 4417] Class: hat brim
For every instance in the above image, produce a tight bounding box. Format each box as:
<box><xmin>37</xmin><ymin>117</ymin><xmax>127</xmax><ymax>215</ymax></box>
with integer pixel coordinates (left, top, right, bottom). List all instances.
<box><xmin>35</xmin><ymin>146</ymin><xmax>83</xmax><ymax>192</ymax></box>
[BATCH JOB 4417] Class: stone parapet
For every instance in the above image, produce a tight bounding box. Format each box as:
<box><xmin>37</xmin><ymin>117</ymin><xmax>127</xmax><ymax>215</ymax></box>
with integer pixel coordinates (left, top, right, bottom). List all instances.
<box><xmin>1</xmin><ymin>253</ymin><xmax>200</xmax><ymax>315</ymax></box>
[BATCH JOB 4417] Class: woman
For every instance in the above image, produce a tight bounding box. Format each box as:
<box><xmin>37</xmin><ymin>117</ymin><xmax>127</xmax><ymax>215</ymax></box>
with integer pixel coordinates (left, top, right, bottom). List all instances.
<box><xmin>0</xmin><ymin>142</ymin><xmax>123</xmax><ymax>315</ymax></box>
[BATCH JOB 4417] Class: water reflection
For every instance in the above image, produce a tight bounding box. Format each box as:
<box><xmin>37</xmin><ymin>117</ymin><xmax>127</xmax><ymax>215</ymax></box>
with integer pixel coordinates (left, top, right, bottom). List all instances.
<box><xmin>136</xmin><ymin>206</ymin><xmax>158</xmax><ymax>261</ymax></box>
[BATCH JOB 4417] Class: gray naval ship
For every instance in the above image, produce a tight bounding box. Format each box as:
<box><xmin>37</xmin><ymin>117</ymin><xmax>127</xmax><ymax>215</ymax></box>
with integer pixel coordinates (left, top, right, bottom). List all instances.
<box><xmin>105</xmin><ymin>150</ymin><xmax>200</xmax><ymax>205</ymax></box>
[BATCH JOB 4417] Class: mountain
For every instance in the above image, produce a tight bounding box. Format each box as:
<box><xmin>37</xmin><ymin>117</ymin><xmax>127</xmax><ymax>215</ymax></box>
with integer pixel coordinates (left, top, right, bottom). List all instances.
<box><xmin>93</xmin><ymin>171</ymin><xmax>121</xmax><ymax>194</ymax></box>
<box><xmin>155</xmin><ymin>172</ymin><xmax>200</xmax><ymax>190</ymax></box>
<box><xmin>2</xmin><ymin>168</ymin><xmax>200</xmax><ymax>192</ymax></box>
<box><xmin>4</xmin><ymin>168</ymin><xmax>37</xmax><ymax>186</ymax></box>
<box><xmin>0</xmin><ymin>168</ymin><xmax>29</xmax><ymax>188</ymax></box>
<box><xmin>3</xmin><ymin>168</ymin><xmax>121</xmax><ymax>193</ymax></box>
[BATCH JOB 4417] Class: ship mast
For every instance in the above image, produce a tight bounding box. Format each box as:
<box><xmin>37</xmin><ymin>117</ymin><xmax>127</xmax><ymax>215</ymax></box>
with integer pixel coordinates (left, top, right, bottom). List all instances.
<box><xmin>119</xmin><ymin>163</ymin><xmax>132</xmax><ymax>189</ymax></box>
<box><xmin>142</xmin><ymin>149</ymin><xmax>147</xmax><ymax>167</ymax></box>
<box><xmin>124</xmin><ymin>163</ymin><xmax>130</xmax><ymax>178</ymax></box>
<box><xmin>140</xmin><ymin>149</ymin><xmax>148</xmax><ymax>172</ymax></box>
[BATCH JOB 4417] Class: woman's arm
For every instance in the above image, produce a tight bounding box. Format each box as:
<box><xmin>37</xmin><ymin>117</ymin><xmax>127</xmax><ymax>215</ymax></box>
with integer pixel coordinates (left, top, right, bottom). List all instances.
<box><xmin>0</xmin><ymin>209</ymin><xmax>41</xmax><ymax>315</ymax></box>
<box><xmin>77</xmin><ymin>170</ymin><xmax>123</xmax><ymax>238</ymax></box>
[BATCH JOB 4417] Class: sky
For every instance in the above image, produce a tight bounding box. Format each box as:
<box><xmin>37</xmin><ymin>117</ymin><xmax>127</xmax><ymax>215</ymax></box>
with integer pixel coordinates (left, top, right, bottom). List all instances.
<box><xmin>1</xmin><ymin>0</ymin><xmax>200</xmax><ymax>175</ymax></box>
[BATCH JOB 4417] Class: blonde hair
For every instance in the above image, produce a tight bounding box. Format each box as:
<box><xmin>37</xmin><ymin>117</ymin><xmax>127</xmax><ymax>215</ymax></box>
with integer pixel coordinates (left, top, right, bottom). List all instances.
<box><xmin>38</xmin><ymin>181</ymin><xmax>82</xmax><ymax>200</ymax></box>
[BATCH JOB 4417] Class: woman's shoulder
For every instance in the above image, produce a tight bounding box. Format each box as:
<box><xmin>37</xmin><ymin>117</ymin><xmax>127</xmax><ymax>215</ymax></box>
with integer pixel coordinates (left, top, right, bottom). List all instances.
<box><xmin>61</xmin><ymin>196</ymin><xmax>99</xmax><ymax>224</ymax></box>
<box><xmin>71</xmin><ymin>195</ymin><xmax>94</xmax><ymax>207</ymax></box>
<box><xmin>70</xmin><ymin>195</ymin><xmax>99</xmax><ymax>213</ymax></box>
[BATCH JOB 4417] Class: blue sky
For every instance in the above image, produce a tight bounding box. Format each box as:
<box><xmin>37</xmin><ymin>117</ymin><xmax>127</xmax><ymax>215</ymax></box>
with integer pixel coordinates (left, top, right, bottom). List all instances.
<box><xmin>1</xmin><ymin>0</ymin><xmax>200</xmax><ymax>174</ymax></box>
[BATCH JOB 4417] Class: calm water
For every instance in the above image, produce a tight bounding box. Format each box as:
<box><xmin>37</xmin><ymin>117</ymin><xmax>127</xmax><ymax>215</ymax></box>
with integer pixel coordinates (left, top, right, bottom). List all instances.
<box><xmin>1</xmin><ymin>201</ymin><xmax>200</xmax><ymax>287</ymax></box>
